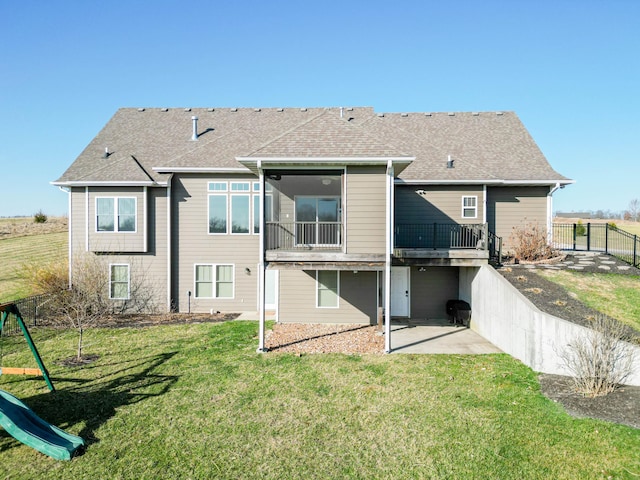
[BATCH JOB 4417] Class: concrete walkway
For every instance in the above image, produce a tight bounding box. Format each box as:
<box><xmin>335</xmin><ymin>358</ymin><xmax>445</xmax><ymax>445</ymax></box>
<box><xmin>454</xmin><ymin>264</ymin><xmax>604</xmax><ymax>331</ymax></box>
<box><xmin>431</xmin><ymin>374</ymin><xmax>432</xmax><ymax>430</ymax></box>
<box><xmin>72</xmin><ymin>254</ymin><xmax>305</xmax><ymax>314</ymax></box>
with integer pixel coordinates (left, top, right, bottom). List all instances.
<box><xmin>390</xmin><ymin>320</ymin><xmax>502</xmax><ymax>354</ymax></box>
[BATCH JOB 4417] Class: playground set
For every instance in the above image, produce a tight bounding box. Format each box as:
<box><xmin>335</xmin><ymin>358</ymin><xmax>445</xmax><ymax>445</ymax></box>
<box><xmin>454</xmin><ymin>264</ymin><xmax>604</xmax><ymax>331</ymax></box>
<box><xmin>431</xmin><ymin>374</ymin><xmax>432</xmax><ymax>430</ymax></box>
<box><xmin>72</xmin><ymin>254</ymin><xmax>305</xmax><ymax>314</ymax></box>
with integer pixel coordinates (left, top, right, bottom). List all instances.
<box><xmin>0</xmin><ymin>302</ymin><xmax>84</xmax><ymax>460</ymax></box>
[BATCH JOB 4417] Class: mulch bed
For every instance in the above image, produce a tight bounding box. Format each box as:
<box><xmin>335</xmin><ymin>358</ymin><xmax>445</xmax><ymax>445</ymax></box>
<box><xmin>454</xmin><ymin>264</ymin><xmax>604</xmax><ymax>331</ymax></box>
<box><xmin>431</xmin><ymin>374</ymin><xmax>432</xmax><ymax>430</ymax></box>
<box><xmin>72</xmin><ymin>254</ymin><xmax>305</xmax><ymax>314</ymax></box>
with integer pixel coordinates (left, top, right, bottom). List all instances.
<box><xmin>498</xmin><ymin>254</ymin><xmax>640</xmax><ymax>429</ymax></box>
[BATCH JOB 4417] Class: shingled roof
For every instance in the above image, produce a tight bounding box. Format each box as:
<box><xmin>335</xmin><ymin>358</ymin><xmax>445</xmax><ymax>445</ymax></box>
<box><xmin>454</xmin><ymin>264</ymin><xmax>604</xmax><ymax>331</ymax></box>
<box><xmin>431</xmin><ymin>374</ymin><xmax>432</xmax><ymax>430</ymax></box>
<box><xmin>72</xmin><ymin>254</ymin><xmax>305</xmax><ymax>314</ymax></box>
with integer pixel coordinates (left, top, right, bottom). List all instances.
<box><xmin>53</xmin><ymin>107</ymin><xmax>571</xmax><ymax>186</ymax></box>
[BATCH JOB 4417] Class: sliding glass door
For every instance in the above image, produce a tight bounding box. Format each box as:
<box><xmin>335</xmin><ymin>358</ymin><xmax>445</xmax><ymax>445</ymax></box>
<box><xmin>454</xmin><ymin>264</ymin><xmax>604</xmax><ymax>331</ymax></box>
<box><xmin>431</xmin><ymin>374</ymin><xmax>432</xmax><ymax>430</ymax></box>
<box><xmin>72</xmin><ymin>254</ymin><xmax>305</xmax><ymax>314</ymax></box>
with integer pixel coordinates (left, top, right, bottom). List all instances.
<box><xmin>295</xmin><ymin>197</ymin><xmax>341</xmax><ymax>246</ymax></box>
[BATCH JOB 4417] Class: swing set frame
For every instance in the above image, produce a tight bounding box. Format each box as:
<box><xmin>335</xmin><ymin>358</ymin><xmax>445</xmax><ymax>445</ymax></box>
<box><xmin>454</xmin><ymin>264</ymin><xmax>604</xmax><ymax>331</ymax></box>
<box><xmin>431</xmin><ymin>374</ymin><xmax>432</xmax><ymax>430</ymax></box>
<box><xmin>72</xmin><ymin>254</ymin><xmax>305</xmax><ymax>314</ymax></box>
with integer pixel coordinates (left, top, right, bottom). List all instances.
<box><xmin>0</xmin><ymin>302</ymin><xmax>54</xmax><ymax>392</ymax></box>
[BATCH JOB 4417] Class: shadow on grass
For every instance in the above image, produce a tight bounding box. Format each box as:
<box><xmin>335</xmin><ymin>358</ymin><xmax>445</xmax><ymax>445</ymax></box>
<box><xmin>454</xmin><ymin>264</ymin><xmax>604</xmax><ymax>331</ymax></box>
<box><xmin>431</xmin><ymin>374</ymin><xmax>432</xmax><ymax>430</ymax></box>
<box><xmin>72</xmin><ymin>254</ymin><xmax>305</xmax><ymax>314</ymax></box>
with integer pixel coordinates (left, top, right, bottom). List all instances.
<box><xmin>0</xmin><ymin>351</ymin><xmax>179</xmax><ymax>454</ymax></box>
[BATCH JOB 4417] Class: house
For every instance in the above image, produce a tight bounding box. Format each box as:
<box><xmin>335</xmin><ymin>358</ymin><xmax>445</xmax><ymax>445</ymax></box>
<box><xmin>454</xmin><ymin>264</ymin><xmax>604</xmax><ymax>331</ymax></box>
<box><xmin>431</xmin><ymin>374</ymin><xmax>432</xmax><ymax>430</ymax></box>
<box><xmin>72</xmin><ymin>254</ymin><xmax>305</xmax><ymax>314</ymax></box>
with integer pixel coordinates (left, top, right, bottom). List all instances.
<box><xmin>53</xmin><ymin>107</ymin><xmax>572</xmax><ymax>352</ymax></box>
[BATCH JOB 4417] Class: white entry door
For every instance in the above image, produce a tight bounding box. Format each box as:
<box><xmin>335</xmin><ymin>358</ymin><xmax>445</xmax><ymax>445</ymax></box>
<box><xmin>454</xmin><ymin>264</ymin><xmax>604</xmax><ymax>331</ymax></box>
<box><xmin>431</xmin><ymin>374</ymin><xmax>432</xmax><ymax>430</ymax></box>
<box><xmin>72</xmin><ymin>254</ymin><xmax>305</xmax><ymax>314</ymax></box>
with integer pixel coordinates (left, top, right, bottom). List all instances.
<box><xmin>265</xmin><ymin>269</ymin><xmax>278</xmax><ymax>311</ymax></box>
<box><xmin>390</xmin><ymin>267</ymin><xmax>410</xmax><ymax>317</ymax></box>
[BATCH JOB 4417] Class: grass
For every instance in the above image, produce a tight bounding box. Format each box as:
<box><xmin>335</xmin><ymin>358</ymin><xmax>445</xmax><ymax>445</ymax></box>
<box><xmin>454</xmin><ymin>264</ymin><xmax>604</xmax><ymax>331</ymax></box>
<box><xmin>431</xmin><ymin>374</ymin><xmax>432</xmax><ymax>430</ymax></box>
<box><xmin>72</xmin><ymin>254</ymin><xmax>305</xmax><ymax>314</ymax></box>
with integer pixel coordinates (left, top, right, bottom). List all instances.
<box><xmin>0</xmin><ymin>232</ymin><xmax>67</xmax><ymax>303</ymax></box>
<box><xmin>536</xmin><ymin>269</ymin><xmax>640</xmax><ymax>332</ymax></box>
<box><xmin>0</xmin><ymin>321</ymin><xmax>638</xmax><ymax>479</ymax></box>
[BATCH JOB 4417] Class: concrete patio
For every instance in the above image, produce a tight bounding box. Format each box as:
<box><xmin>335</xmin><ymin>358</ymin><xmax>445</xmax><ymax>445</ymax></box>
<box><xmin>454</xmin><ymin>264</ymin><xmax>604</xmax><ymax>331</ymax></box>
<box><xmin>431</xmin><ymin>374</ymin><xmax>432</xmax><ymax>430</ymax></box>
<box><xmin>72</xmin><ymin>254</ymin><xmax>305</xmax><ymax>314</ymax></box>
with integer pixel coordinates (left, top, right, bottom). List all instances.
<box><xmin>390</xmin><ymin>319</ymin><xmax>502</xmax><ymax>354</ymax></box>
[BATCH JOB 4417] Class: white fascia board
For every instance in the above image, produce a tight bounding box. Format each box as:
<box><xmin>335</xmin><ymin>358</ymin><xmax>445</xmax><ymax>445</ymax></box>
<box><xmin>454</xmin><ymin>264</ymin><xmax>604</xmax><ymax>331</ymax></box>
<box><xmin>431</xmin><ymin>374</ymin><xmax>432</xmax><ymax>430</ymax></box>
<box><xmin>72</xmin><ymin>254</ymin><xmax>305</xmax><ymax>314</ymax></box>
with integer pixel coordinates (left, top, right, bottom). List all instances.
<box><xmin>238</xmin><ymin>156</ymin><xmax>414</xmax><ymax>163</ymax></box>
<box><xmin>395</xmin><ymin>178</ymin><xmax>574</xmax><ymax>186</ymax></box>
<box><xmin>51</xmin><ymin>180</ymin><xmax>158</xmax><ymax>187</ymax></box>
<box><xmin>151</xmin><ymin>167</ymin><xmax>252</xmax><ymax>173</ymax></box>
<box><xmin>395</xmin><ymin>179</ymin><xmax>499</xmax><ymax>185</ymax></box>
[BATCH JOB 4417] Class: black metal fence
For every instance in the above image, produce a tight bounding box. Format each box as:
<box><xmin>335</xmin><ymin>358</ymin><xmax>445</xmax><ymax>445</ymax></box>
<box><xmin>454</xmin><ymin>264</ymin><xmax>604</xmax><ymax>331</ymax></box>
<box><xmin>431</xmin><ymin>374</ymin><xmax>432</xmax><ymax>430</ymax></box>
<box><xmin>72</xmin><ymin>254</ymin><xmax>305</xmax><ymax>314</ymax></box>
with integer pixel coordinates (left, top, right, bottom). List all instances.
<box><xmin>552</xmin><ymin>223</ymin><xmax>640</xmax><ymax>267</ymax></box>
<box><xmin>395</xmin><ymin>223</ymin><xmax>488</xmax><ymax>250</ymax></box>
<box><xmin>1</xmin><ymin>294</ymin><xmax>52</xmax><ymax>335</ymax></box>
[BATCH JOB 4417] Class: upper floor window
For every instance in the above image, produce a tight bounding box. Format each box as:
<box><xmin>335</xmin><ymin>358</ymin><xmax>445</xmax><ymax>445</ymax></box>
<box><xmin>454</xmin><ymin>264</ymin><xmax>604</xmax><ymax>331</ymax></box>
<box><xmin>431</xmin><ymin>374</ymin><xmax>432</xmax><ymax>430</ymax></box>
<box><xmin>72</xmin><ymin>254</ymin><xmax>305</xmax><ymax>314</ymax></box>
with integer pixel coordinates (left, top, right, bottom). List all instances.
<box><xmin>462</xmin><ymin>196</ymin><xmax>477</xmax><ymax>219</ymax></box>
<box><xmin>97</xmin><ymin>197</ymin><xmax>136</xmax><ymax>232</ymax></box>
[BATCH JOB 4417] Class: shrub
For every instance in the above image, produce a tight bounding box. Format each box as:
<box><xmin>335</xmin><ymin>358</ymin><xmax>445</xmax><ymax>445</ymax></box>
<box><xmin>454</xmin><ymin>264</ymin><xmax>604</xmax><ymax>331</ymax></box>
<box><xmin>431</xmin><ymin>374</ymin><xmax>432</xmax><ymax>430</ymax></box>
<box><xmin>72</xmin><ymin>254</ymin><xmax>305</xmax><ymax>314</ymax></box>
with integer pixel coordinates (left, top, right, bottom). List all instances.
<box><xmin>509</xmin><ymin>222</ymin><xmax>557</xmax><ymax>261</ymax></box>
<box><xmin>560</xmin><ymin>315</ymin><xmax>636</xmax><ymax>397</ymax></box>
<box><xmin>575</xmin><ymin>220</ymin><xmax>586</xmax><ymax>236</ymax></box>
<box><xmin>608</xmin><ymin>222</ymin><xmax>618</xmax><ymax>231</ymax></box>
<box><xmin>33</xmin><ymin>210</ymin><xmax>48</xmax><ymax>223</ymax></box>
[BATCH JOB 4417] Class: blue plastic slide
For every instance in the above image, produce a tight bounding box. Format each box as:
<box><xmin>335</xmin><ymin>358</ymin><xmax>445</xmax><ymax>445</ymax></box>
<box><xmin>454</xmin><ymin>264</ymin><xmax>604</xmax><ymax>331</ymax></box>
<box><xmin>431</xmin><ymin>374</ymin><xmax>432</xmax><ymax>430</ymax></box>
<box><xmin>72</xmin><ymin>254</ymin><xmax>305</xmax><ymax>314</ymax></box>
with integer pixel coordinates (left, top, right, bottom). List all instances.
<box><xmin>0</xmin><ymin>388</ymin><xmax>84</xmax><ymax>460</ymax></box>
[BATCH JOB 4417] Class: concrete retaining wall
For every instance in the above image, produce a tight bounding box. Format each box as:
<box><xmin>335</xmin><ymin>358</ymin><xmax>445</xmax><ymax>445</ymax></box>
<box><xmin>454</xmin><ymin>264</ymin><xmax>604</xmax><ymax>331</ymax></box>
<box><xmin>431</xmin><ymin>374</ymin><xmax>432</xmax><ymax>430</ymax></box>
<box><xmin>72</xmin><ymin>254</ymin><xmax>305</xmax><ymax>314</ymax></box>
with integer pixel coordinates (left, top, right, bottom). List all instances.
<box><xmin>460</xmin><ymin>265</ymin><xmax>640</xmax><ymax>386</ymax></box>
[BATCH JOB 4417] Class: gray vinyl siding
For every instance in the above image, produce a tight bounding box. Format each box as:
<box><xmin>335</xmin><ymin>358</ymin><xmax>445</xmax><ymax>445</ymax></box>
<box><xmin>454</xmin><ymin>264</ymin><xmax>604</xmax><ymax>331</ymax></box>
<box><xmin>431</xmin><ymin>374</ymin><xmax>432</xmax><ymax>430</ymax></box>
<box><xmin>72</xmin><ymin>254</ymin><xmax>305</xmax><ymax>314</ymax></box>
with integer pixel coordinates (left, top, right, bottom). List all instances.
<box><xmin>410</xmin><ymin>266</ymin><xmax>459</xmax><ymax>319</ymax></box>
<box><xmin>68</xmin><ymin>186</ymin><xmax>169</xmax><ymax>311</ymax></box>
<box><xmin>87</xmin><ymin>187</ymin><xmax>147</xmax><ymax>252</ymax></box>
<box><xmin>395</xmin><ymin>185</ymin><xmax>484</xmax><ymax>225</ymax></box>
<box><xmin>278</xmin><ymin>270</ymin><xmax>378</xmax><ymax>324</ymax></box>
<box><xmin>486</xmin><ymin>186</ymin><xmax>550</xmax><ymax>250</ymax></box>
<box><xmin>346</xmin><ymin>166</ymin><xmax>386</xmax><ymax>254</ymax></box>
<box><xmin>70</xmin><ymin>187</ymin><xmax>86</xmax><ymax>253</ymax></box>
<box><xmin>171</xmin><ymin>173</ymin><xmax>260</xmax><ymax>313</ymax></box>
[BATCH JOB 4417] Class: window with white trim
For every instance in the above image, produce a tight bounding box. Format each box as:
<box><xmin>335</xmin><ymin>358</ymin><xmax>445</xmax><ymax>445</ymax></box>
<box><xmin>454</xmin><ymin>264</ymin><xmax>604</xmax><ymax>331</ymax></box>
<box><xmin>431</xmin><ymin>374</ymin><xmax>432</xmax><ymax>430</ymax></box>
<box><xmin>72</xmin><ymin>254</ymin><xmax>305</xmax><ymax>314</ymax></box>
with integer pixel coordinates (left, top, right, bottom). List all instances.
<box><xmin>208</xmin><ymin>195</ymin><xmax>228</xmax><ymax>234</ymax></box>
<box><xmin>109</xmin><ymin>264</ymin><xmax>130</xmax><ymax>299</ymax></box>
<box><xmin>316</xmin><ymin>270</ymin><xmax>339</xmax><ymax>308</ymax></box>
<box><xmin>231</xmin><ymin>194</ymin><xmax>250</xmax><ymax>234</ymax></box>
<box><xmin>462</xmin><ymin>196</ymin><xmax>478</xmax><ymax>219</ymax></box>
<box><xmin>194</xmin><ymin>264</ymin><xmax>234</xmax><ymax>299</ymax></box>
<box><xmin>96</xmin><ymin>197</ymin><xmax>136</xmax><ymax>232</ymax></box>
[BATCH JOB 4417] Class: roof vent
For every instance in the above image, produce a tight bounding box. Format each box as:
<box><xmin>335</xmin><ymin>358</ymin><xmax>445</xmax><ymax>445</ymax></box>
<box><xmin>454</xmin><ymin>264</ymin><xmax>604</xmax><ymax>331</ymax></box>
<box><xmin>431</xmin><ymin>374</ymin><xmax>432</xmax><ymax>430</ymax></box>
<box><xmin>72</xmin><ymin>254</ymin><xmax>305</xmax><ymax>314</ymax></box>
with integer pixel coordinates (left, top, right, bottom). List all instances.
<box><xmin>447</xmin><ymin>155</ymin><xmax>454</xmax><ymax>168</ymax></box>
<box><xmin>277</xmin><ymin>108</ymin><xmax>284</xmax><ymax>112</ymax></box>
<box><xmin>401</xmin><ymin>113</ymin><xmax>408</xmax><ymax>117</ymax></box>
<box><xmin>377</xmin><ymin>113</ymin><xmax>384</xmax><ymax>117</ymax></box>
<box><xmin>230</xmin><ymin>108</ymin><xmax>237</xmax><ymax>112</ymax></box>
<box><xmin>496</xmin><ymin>111</ymin><xmax>503</xmax><ymax>116</ymax></box>
<box><xmin>424</xmin><ymin>113</ymin><xmax>432</xmax><ymax>117</ymax></box>
<box><xmin>207</xmin><ymin>108</ymin><xmax>215</xmax><ymax>112</ymax></box>
<box><xmin>103</xmin><ymin>147</ymin><xmax>110</xmax><ymax>159</ymax></box>
<box><xmin>254</xmin><ymin>108</ymin><xmax>261</xmax><ymax>112</ymax></box>
<box><xmin>346</xmin><ymin>107</ymin><xmax>354</xmax><ymax>111</ymax></box>
<box><xmin>184</xmin><ymin>108</ymin><xmax>191</xmax><ymax>112</ymax></box>
<box><xmin>300</xmin><ymin>108</ymin><xmax>308</xmax><ymax>112</ymax></box>
<box><xmin>161</xmin><ymin>108</ymin><xmax>169</xmax><ymax>112</ymax></box>
<box><xmin>191</xmin><ymin>116</ymin><xmax>198</xmax><ymax>141</ymax></box>
<box><xmin>472</xmin><ymin>112</ymin><xmax>479</xmax><ymax>116</ymax></box>
<box><xmin>137</xmin><ymin>108</ymin><xmax>145</xmax><ymax>112</ymax></box>
<box><xmin>448</xmin><ymin>112</ymin><xmax>455</xmax><ymax>116</ymax></box>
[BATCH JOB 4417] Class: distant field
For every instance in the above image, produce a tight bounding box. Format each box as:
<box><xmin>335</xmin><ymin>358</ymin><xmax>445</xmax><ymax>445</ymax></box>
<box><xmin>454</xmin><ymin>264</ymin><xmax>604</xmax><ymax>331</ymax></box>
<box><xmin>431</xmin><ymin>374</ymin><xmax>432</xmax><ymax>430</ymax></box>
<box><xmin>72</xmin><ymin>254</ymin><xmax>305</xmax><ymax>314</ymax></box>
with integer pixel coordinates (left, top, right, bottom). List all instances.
<box><xmin>0</xmin><ymin>231</ymin><xmax>67</xmax><ymax>303</ymax></box>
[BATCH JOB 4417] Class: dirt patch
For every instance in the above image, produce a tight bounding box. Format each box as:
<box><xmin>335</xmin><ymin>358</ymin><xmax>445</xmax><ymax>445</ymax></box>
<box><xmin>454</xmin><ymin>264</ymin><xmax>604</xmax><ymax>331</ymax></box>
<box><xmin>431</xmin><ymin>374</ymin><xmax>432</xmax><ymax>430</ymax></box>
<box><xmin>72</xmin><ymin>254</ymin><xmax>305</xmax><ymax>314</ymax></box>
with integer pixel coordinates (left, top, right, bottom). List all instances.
<box><xmin>57</xmin><ymin>354</ymin><xmax>101</xmax><ymax>367</ymax></box>
<box><xmin>266</xmin><ymin>323</ymin><xmax>384</xmax><ymax>354</ymax></box>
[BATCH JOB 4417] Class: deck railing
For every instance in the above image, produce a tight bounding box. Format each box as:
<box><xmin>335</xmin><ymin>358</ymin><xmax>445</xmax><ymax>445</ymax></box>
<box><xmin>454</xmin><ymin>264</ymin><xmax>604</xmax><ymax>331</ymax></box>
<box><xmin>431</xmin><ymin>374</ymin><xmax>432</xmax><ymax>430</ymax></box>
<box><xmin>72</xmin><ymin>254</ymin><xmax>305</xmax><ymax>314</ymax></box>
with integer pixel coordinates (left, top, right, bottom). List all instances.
<box><xmin>552</xmin><ymin>223</ymin><xmax>639</xmax><ymax>267</ymax></box>
<box><xmin>265</xmin><ymin>222</ymin><xmax>343</xmax><ymax>251</ymax></box>
<box><xmin>395</xmin><ymin>223</ymin><xmax>489</xmax><ymax>250</ymax></box>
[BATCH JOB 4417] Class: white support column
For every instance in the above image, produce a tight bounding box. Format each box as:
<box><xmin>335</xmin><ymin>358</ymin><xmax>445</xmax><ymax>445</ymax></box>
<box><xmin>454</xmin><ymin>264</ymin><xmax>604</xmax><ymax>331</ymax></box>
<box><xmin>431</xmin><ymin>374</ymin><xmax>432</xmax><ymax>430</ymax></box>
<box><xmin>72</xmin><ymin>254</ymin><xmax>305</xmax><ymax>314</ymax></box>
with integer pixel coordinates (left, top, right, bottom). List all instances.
<box><xmin>385</xmin><ymin>160</ymin><xmax>394</xmax><ymax>353</ymax></box>
<box><xmin>257</xmin><ymin>161</ymin><xmax>266</xmax><ymax>352</ymax></box>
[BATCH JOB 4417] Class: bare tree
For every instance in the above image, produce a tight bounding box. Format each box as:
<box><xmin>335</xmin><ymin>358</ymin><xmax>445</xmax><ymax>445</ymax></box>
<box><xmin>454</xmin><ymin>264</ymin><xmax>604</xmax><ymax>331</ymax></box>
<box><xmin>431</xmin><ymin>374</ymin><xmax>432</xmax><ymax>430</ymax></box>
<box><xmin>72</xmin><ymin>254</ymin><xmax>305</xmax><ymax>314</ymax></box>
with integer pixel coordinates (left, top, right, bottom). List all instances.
<box><xmin>26</xmin><ymin>253</ymin><xmax>158</xmax><ymax>359</ymax></box>
<box><xmin>560</xmin><ymin>315</ymin><xmax>636</xmax><ymax>397</ymax></box>
<box><xmin>628</xmin><ymin>199</ymin><xmax>640</xmax><ymax>222</ymax></box>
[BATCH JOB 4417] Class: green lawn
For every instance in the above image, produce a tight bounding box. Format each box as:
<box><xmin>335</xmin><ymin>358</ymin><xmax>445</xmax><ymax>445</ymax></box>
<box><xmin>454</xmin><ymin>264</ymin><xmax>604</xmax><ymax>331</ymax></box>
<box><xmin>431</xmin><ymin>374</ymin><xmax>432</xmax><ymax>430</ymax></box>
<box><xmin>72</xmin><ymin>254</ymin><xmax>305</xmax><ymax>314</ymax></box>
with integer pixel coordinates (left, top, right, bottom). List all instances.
<box><xmin>0</xmin><ymin>232</ymin><xmax>67</xmax><ymax>303</ymax></box>
<box><xmin>0</xmin><ymin>321</ymin><xmax>637</xmax><ymax>479</ymax></box>
<box><xmin>537</xmin><ymin>269</ymin><xmax>640</xmax><ymax>332</ymax></box>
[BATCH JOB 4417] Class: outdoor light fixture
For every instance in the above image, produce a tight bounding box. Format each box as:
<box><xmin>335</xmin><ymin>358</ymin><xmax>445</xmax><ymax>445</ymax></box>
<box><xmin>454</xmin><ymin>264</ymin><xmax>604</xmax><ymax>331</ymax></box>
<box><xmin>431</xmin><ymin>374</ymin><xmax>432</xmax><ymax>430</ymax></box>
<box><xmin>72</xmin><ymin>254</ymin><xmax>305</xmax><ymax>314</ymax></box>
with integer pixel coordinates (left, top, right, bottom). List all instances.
<box><xmin>245</xmin><ymin>267</ymin><xmax>251</xmax><ymax>275</ymax></box>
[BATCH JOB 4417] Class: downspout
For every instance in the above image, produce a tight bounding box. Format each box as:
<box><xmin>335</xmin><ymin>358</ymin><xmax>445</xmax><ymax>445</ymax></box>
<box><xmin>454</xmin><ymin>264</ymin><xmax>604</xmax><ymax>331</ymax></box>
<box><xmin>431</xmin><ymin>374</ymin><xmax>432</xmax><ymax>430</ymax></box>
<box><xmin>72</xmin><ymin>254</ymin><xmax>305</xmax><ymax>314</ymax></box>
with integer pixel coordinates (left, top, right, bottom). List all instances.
<box><xmin>58</xmin><ymin>187</ymin><xmax>72</xmax><ymax>288</ymax></box>
<box><xmin>166</xmin><ymin>174</ymin><xmax>173</xmax><ymax>312</ymax></box>
<box><xmin>143</xmin><ymin>186</ymin><xmax>148</xmax><ymax>252</ymax></box>
<box><xmin>85</xmin><ymin>187</ymin><xmax>89</xmax><ymax>252</ymax></box>
<box><xmin>384</xmin><ymin>160</ymin><xmax>394</xmax><ymax>353</ymax></box>
<box><xmin>257</xmin><ymin>160</ymin><xmax>266</xmax><ymax>352</ymax></box>
<box><xmin>547</xmin><ymin>182</ymin><xmax>561</xmax><ymax>245</ymax></box>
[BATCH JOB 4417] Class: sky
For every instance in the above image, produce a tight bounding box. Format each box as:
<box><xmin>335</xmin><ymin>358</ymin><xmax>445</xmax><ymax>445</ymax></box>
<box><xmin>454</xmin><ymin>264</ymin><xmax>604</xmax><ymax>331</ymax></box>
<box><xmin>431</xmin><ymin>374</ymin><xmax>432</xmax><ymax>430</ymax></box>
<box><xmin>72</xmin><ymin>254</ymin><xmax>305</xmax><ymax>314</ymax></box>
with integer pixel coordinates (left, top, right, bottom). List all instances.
<box><xmin>1</xmin><ymin>0</ymin><xmax>638</xmax><ymax>218</ymax></box>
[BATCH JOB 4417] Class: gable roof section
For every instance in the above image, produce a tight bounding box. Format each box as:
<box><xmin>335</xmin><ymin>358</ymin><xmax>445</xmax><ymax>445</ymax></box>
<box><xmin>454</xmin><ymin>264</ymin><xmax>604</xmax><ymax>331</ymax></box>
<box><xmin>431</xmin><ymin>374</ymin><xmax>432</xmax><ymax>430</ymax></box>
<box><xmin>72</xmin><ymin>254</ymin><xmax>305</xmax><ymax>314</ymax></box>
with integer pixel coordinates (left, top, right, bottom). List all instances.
<box><xmin>360</xmin><ymin>112</ymin><xmax>570</xmax><ymax>183</ymax></box>
<box><xmin>54</xmin><ymin>107</ymin><xmax>572</xmax><ymax>186</ymax></box>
